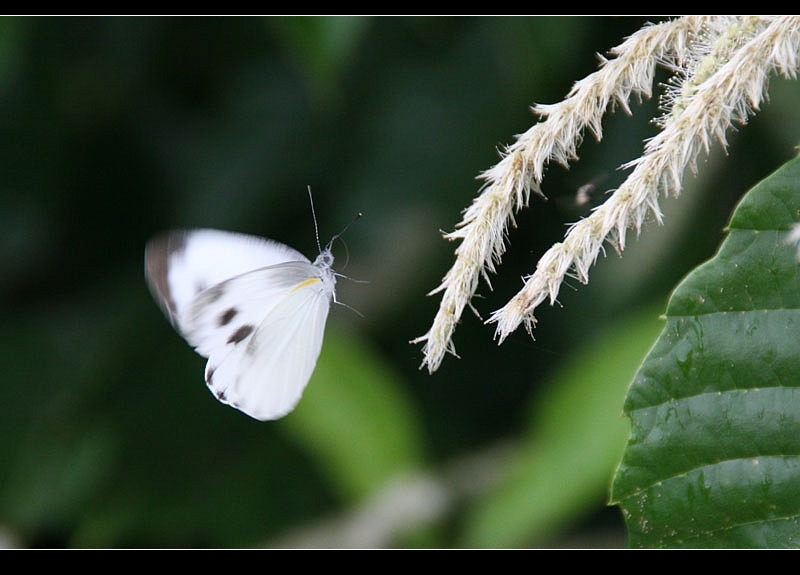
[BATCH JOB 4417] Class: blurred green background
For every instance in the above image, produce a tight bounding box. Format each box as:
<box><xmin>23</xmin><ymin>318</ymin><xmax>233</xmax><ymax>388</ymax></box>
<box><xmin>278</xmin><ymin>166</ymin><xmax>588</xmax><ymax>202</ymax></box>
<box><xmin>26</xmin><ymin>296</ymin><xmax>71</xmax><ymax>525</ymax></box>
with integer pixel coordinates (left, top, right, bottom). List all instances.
<box><xmin>2</xmin><ymin>16</ymin><xmax>799</xmax><ymax>548</ymax></box>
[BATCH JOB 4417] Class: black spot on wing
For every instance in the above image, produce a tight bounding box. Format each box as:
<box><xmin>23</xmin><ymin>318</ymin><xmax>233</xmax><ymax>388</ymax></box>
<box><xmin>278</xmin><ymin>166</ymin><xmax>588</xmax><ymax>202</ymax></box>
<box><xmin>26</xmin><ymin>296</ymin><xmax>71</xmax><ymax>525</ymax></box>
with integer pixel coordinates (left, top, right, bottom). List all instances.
<box><xmin>218</xmin><ymin>307</ymin><xmax>238</xmax><ymax>326</ymax></box>
<box><xmin>227</xmin><ymin>325</ymin><xmax>254</xmax><ymax>345</ymax></box>
<box><xmin>211</xmin><ymin>385</ymin><xmax>238</xmax><ymax>408</ymax></box>
<box><xmin>206</xmin><ymin>365</ymin><xmax>232</xmax><ymax>405</ymax></box>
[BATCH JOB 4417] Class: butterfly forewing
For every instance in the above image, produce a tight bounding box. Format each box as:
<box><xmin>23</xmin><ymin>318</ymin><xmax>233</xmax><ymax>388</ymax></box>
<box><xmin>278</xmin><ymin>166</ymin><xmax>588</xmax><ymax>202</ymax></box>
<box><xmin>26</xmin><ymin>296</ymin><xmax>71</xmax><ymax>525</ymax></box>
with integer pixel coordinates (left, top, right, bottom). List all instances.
<box><xmin>145</xmin><ymin>229</ymin><xmax>309</xmax><ymax>333</ymax></box>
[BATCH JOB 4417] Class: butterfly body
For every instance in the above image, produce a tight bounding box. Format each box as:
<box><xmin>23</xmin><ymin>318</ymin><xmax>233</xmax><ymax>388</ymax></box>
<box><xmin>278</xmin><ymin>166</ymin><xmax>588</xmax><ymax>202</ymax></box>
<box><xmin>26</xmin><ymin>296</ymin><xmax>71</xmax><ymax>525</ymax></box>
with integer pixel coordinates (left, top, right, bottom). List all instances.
<box><xmin>145</xmin><ymin>228</ymin><xmax>336</xmax><ymax>421</ymax></box>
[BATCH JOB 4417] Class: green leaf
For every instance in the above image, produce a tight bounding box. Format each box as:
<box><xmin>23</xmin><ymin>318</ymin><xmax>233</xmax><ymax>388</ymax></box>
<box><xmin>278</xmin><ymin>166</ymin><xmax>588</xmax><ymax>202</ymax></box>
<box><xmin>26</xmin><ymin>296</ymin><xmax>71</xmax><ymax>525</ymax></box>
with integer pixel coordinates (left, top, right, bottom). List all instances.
<box><xmin>611</xmin><ymin>155</ymin><xmax>800</xmax><ymax>548</ymax></box>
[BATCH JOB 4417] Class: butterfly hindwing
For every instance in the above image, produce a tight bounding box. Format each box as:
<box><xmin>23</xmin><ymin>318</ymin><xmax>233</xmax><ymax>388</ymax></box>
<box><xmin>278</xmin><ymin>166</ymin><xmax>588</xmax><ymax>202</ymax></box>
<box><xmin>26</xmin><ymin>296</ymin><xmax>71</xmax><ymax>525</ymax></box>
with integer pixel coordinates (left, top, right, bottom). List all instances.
<box><xmin>204</xmin><ymin>268</ymin><xmax>332</xmax><ymax>420</ymax></box>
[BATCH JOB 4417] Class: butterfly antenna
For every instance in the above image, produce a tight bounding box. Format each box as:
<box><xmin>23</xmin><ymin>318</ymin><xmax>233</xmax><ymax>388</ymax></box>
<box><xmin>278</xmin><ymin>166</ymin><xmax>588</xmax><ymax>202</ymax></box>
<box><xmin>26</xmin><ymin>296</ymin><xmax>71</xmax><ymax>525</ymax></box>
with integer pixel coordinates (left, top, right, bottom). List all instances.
<box><xmin>307</xmin><ymin>185</ymin><xmax>323</xmax><ymax>253</ymax></box>
<box><xmin>307</xmin><ymin>185</ymin><xmax>363</xmax><ymax>251</ymax></box>
<box><xmin>330</xmin><ymin>211</ymin><xmax>363</xmax><ymax>246</ymax></box>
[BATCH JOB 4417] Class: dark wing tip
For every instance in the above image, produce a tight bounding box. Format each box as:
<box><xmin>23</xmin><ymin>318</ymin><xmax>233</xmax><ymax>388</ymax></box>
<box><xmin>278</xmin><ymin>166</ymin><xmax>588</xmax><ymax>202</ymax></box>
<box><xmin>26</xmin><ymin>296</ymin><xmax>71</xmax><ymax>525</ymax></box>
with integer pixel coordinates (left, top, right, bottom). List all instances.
<box><xmin>144</xmin><ymin>231</ymin><xmax>189</xmax><ymax>327</ymax></box>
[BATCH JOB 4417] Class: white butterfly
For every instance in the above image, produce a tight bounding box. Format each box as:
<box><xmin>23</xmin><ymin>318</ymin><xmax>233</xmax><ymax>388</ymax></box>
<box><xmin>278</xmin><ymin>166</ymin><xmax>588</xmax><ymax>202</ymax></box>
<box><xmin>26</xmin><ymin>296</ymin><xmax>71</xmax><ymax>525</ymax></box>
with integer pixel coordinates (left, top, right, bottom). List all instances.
<box><xmin>145</xmin><ymin>204</ymin><xmax>357</xmax><ymax>421</ymax></box>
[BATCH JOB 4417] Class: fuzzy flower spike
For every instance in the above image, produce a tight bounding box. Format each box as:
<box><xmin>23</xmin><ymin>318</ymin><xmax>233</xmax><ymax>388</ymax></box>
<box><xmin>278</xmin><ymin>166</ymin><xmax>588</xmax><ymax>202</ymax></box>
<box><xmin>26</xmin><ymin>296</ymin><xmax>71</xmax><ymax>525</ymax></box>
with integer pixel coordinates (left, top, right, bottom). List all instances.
<box><xmin>412</xmin><ymin>16</ymin><xmax>800</xmax><ymax>374</ymax></box>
